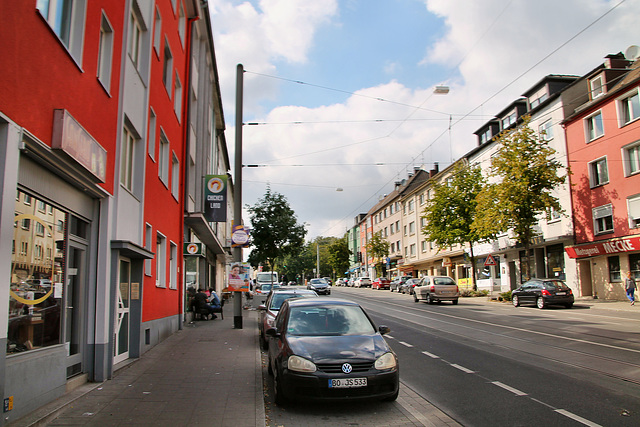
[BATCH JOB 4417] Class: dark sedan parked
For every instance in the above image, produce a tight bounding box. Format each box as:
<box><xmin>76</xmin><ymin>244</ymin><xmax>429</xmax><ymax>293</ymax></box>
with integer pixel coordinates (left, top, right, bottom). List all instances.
<box><xmin>307</xmin><ymin>278</ymin><xmax>331</xmax><ymax>295</ymax></box>
<box><xmin>512</xmin><ymin>279</ymin><xmax>574</xmax><ymax>309</ymax></box>
<box><xmin>265</xmin><ymin>298</ymin><xmax>399</xmax><ymax>405</ymax></box>
<box><xmin>399</xmin><ymin>278</ymin><xmax>421</xmax><ymax>295</ymax></box>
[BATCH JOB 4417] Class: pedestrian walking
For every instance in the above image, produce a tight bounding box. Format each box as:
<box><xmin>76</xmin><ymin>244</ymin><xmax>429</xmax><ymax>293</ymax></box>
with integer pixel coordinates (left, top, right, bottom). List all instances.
<box><xmin>624</xmin><ymin>271</ymin><xmax>636</xmax><ymax>306</ymax></box>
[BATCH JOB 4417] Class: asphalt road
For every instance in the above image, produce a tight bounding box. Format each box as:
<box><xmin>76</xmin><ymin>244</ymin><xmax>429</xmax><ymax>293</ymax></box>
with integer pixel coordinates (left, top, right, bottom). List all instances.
<box><xmin>339</xmin><ymin>286</ymin><xmax>640</xmax><ymax>426</ymax></box>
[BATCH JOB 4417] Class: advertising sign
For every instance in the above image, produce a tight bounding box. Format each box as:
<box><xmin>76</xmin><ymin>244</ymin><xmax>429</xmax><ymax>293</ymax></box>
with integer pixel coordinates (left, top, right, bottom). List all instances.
<box><xmin>184</xmin><ymin>242</ymin><xmax>204</xmax><ymax>256</ymax></box>
<box><xmin>228</xmin><ymin>262</ymin><xmax>251</xmax><ymax>291</ymax></box>
<box><xmin>204</xmin><ymin>175</ymin><xmax>227</xmax><ymax>222</ymax></box>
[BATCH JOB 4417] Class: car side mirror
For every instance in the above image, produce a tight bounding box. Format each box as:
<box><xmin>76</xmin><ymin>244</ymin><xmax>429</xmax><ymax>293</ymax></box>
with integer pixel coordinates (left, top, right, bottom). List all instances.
<box><xmin>265</xmin><ymin>327</ymin><xmax>280</xmax><ymax>337</ymax></box>
<box><xmin>258</xmin><ymin>304</ymin><xmax>267</xmax><ymax>311</ymax></box>
<box><xmin>378</xmin><ymin>325</ymin><xmax>391</xmax><ymax>335</ymax></box>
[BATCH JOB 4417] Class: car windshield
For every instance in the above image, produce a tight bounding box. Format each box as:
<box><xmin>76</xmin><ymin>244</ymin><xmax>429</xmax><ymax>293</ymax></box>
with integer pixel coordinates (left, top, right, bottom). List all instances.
<box><xmin>542</xmin><ymin>281</ymin><xmax>569</xmax><ymax>291</ymax></box>
<box><xmin>269</xmin><ymin>293</ymin><xmax>315</xmax><ymax>310</ymax></box>
<box><xmin>287</xmin><ymin>305</ymin><xmax>376</xmax><ymax>336</ymax></box>
<box><xmin>309</xmin><ymin>279</ymin><xmax>325</xmax><ymax>285</ymax></box>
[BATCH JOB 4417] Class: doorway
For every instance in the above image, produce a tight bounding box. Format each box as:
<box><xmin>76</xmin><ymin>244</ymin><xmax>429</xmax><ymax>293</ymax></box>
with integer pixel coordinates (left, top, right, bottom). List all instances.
<box><xmin>114</xmin><ymin>257</ymin><xmax>131</xmax><ymax>364</ymax></box>
<box><xmin>65</xmin><ymin>243</ymin><xmax>87</xmax><ymax>378</ymax></box>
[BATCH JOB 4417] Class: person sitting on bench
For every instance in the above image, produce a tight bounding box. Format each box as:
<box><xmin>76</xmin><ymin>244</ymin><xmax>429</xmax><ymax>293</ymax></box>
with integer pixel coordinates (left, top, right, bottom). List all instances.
<box><xmin>195</xmin><ymin>288</ymin><xmax>217</xmax><ymax>320</ymax></box>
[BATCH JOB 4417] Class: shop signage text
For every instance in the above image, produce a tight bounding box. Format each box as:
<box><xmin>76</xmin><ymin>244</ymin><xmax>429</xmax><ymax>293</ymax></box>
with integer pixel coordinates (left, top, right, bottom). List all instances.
<box><xmin>565</xmin><ymin>236</ymin><xmax>640</xmax><ymax>259</ymax></box>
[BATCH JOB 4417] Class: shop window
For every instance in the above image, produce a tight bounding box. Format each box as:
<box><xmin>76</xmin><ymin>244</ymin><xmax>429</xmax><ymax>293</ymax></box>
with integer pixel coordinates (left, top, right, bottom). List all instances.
<box><xmin>546</xmin><ymin>244</ymin><xmax>565</xmax><ymax>279</ymax></box>
<box><xmin>8</xmin><ymin>190</ymin><xmax>66</xmax><ymax>354</ymax></box>
<box><xmin>629</xmin><ymin>253</ymin><xmax>640</xmax><ymax>280</ymax></box>
<box><xmin>608</xmin><ymin>256</ymin><xmax>620</xmax><ymax>282</ymax></box>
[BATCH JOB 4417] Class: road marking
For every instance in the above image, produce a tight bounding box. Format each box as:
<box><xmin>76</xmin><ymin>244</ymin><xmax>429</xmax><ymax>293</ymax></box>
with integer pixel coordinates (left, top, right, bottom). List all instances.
<box><xmin>386</xmin><ymin>335</ymin><xmax>395</xmax><ymax>339</ymax></box>
<box><xmin>555</xmin><ymin>409</ymin><xmax>602</xmax><ymax>427</ymax></box>
<box><xmin>422</xmin><ymin>351</ymin><xmax>440</xmax><ymax>359</ymax></box>
<box><xmin>399</xmin><ymin>341</ymin><xmax>414</xmax><ymax>347</ymax></box>
<box><xmin>491</xmin><ymin>381</ymin><xmax>527</xmax><ymax>396</ymax></box>
<box><xmin>450</xmin><ymin>364</ymin><xmax>475</xmax><ymax>374</ymax></box>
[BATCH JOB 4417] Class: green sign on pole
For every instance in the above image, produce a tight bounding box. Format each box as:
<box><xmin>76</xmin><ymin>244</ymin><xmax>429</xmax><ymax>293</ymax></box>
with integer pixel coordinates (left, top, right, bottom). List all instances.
<box><xmin>204</xmin><ymin>175</ymin><xmax>227</xmax><ymax>222</ymax></box>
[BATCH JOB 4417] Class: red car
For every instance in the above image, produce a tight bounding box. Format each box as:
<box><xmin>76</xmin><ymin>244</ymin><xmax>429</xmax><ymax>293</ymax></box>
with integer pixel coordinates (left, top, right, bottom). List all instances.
<box><xmin>372</xmin><ymin>278</ymin><xmax>391</xmax><ymax>290</ymax></box>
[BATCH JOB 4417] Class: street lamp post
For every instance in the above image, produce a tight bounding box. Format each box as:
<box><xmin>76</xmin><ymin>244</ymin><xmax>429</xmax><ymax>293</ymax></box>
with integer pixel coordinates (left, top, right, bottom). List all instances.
<box><xmin>233</xmin><ymin>64</ymin><xmax>243</xmax><ymax>329</ymax></box>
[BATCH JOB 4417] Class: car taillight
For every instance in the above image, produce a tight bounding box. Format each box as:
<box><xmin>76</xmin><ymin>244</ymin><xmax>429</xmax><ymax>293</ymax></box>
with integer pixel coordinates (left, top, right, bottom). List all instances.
<box><xmin>430</xmin><ymin>285</ymin><xmax>435</xmax><ymax>292</ymax></box>
<box><xmin>456</xmin><ymin>286</ymin><xmax>459</xmax><ymax>292</ymax></box>
<box><xmin>541</xmin><ymin>289</ymin><xmax>551</xmax><ymax>296</ymax></box>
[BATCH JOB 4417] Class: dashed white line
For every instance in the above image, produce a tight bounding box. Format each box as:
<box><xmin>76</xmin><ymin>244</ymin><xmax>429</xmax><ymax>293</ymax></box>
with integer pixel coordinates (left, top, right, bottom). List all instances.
<box><xmin>491</xmin><ymin>381</ymin><xmax>527</xmax><ymax>396</ymax></box>
<box><xmin>421</xmin><ymin>351</ymin><xmax>440</xmax><ymax>359</ymax></box>
<box><xmin>450</xmin><ymin>364</ymin><xmax>475</xmax><ymax>374</ymax></box>
<box><xmin>555</xmin><ymin>409</ymin><xmax>602</xmax><ymax>427</ymax></box>
<box><xmin>399</xmin><ymin>341</ymin><xmax>414</xmax><ymax>347</ymax></box>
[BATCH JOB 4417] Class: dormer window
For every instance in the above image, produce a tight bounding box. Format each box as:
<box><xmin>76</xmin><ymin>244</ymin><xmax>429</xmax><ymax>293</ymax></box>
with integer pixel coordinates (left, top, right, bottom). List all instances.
<box><xmin>590</xmin><ymin>76</ymin><xmax>604</xmax><ymax>99</ymax></box>
<box><xmin>501</xmin><ymin>112</ymin><xmax>516</xmax><ymax>129</ymax></box>
<box><xmin>480</xmin><ymin>129</ymin><xmax>491</xmax><ymax>144</ymax></box>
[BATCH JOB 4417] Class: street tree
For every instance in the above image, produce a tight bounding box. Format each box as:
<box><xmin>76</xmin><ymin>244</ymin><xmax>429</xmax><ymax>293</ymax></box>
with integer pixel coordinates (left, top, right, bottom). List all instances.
<box><xmin>247</xmin><ymin>187</ymin><xmax>307</xmax><ymax>274</ymax></box>
<box><xmin>366</xmin><ymin>231</ymin><xmax>389</xmax><ymax>277</ymax></box>
<box><xmin>421</xmin><ymin>162</ymin><xmax>487</xmax><ymax>289</ymax></box>
<box><xmin>472</xmin><ymin>116</ymin><xmax>565</xmax><ymax>279</ymax></box>
<box><xmin>327</xmin><ymin>235</ymin><xmax>352</xmax><ymax>278</ymax></box>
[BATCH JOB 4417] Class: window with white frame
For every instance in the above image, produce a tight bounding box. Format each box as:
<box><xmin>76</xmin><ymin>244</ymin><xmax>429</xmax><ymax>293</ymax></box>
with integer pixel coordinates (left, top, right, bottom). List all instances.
<box><xmin>480</xmin><ymin>128</ymin><xmax>491</xmax><ymax>144</ymax></box>
<box><xmin>171</xmin><ymin>153</ymin><xmax>179</xmax><ymax>198</ymax></box>
<box><xmin>178</xmin><ymin>1</ymin><xmax>186</xmax><ymax>46</ymax></box>
<box><xmin>590</xmin><ymin>76</ymin><xmax>603</xmax><ymax>99</ymax></box>
<box><xmin>419</xmin><ymin>193</ymin><xmax>425</xmax><ymax>205</ymax></box>
<box><xmin>395</xmin><ymin>221</ymin><xmax>400</xmax><ymax>233</ymax></box>
<box><xmin>539</xmin><ymin>119</ymin><xmax>553</xmax><ymax>141</ymax></box>
<box><xmin>408</xmin><ymin>200</ymin><xmax>414</xmax><ymax>212</ymax></box>
<box><xmin>97</xmin><ymin>13</ymin><xmax>114</xmax><ymax>91</ymax></box>
<box><xmin>121</xmin><ymin>126</ymin><xmax>137</xmax><ymax>192</ymax></box>
<box><xmin>148</xmin><ymin>108</ymin><xmax>156</xmax><ymax>160</ymax></box>
<box><xmin>159</xmin><ymin>131</ymin><xmax>169</xmax><ymax>185</ymax></box>
<box><xmin>547</xmin><ymin>206</ymin><xmax>561</xmax><ymax>222</ymax></box>
<box><xmin>421</xmin><ymin>241</ymin><xmax>427</xmax><ymax>252</ymax></box>
<box><xmin>589</xmin><ymin>157</ymin><xmax>609</xmax><ymax>187</ymax></box>
<box><xmin>628</xmin><ymin>195</ymin><xmax>640</xmax><ymax>228</ymax></box>
<box><xmin>403</xmin><ymin>225</ymin><xmax>407</xmax><ymax>236</ymax></box>
<box><xmin>169</xmin><ymin>242</ymin><xmax>177</xmax><ymax>289</ymax></box>
<box><xmin>153</xmin><ymin>7</ymin><xmax>161</xmax><ymax>54</ymax></box>
<box><xmin>409</xmin><ymin>221</ymin><xmax>415</xmax><ymax>234</ymax></box>
<box><xmin>410</xmin><ymin>244</ymin><xmax>416</xmax><ymax>257</ymax></box>
<box><xmin>593</xmin><ymin>204</ymin><xmax>613</xmax><ymax>235</ymax></box>
<box><xmin>145</xmin><ymin>224</ymin><xmax>152</xmax><ymax>276</ymax></box>
<box><xmin>585</xmin><ymin>111</ymin><xmax>604</xmax><ymax>142</ymax></box>
<box><xmin>619</xmin><ymin>89</ymin><xmax>640</xmax><ymax>126</ymax></box>
<box><xmin>36</xmin><ymin>0</ymin><xmax>86</xmax><ymax>62</ymax></box>
<box><xmin>502</xmin><ymin>112</ymin><xmax>516</xmax><ymax>129</ymax></box>
<box><xmin>174</xmin><ymin>72</ymin><xmax>182</xmax><ymax>118</ymax></box>
<box><xmin>163</xmin><ymin>38</ymin><xmax>173</xmax><ymax>95</ymax></box>
<box><xmin>156</xmin><ymin>233</ymin><xmax>166</xmax><ymax>287</ymax></box>
<box><xmin>129</xmin><ymin>10</ymin><xmax>142</xmax><ymax>70</ymax></box>
<box><xmin>624</xmin><ymin>141</ymin><xmax>640</xmax><ymax>176</ymax></box>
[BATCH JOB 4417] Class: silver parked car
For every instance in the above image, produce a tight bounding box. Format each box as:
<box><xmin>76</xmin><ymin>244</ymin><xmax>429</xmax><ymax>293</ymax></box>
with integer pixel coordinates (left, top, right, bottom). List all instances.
<box><xmin>413</xmin><ymin>276</ymin><xmax>460</xmax><ymax>305</ymax></box>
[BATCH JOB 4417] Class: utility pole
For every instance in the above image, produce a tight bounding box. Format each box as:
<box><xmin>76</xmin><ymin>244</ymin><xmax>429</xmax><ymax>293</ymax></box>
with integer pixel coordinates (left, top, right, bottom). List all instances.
<box><xmin>233</xmin><ymin>64</ymin><xmax>243</xmax><ymax>329</ymax></box>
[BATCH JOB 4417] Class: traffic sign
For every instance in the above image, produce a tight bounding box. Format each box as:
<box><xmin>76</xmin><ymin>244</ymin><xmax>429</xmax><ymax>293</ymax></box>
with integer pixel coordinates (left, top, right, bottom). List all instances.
<box><xmin>484</xmin><ymin>254</ymin><xmax>497</xmax><ymax>266</ymax></box>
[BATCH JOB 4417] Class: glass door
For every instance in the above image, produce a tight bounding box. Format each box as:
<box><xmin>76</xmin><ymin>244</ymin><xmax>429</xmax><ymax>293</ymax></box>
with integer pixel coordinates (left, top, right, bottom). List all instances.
<box><xmin>114</xmin><ymin>257</ymin><xmax>131</xmax><ymax>364</ymax></box>
<box><xmin>65</xmin><ymin>243</ymin><xmax>86</xmax><ymax>378</ymax></box>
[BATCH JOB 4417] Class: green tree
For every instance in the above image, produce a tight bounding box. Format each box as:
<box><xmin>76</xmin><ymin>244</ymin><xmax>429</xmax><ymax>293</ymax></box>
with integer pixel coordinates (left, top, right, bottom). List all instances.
<box><xmin>327</xmin><ymin>235</ymin><xmax>352</xmax><ymax>278</ymax></box>
<box><xmin>366</xmin><ymin>231</ymin><xmax>389</xmax><ymax>277</ymax></box>
<box><xmin>247</xmin><ymin>188</ymin><xmax>307</xmax><ymax>274</ymax></box>
<box><xmin>472</xmin><ymin>116</ymin><xmax>565</xmax><ymax>280</ymax></box>
<box><xmin>422</xmin><ymin>162</ymin><xmax>487</xmax><ymax>289</ymax></box>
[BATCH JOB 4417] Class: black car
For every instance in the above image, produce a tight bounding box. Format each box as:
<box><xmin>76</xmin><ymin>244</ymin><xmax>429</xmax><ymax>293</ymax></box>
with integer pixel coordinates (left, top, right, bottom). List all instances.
<box><xmin>258</xmin><ymin>288</ymin><xmax>318</xmax><ymax>349</ymax></box>
<box><xmin>265</xmin><ymin>298</ymin><xmax>399</xmax><ymax>405</ymax></box>
<box><xmin>307</xmin><ymin>278</ymin><xmax>331</xmax><ymax>295</ymax></box>
<box><xmin>512</xmin><ymin>279</ymin><xmax>574</xmax><ymax>309</ymax></box>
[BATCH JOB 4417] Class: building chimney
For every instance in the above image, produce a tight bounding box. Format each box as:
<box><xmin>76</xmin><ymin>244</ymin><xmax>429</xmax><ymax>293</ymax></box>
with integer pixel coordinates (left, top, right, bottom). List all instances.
<box><xmin>429</xmin><ymin>162</ymin><xmax>439</xmax><ymax>178</ymax></box>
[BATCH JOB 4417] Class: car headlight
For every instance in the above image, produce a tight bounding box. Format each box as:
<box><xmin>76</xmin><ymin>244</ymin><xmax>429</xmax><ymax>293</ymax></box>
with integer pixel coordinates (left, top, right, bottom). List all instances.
<box><xmin>374</xmin><ymin>352</ymin><xmax>397</xmax><ymax>370</ymax></box>
<box><xmin>287</xmin><ymin>355</ymin><xmax>317</xmax><ymax>372</ymax></box>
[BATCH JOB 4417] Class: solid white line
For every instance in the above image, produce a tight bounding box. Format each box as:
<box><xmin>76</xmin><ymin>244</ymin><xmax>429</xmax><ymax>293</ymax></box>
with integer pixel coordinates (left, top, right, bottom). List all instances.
<box><xmin>422</xmin><ymin>351</ymin><xmax>440</xmax><ymax>359</ymax></box>
<box><xmin>450</xmin><ymin>364</ymin><xmax>475</xmax><ymax>374</ymax></box>
<box><xmin>491</xmin><ymin>381</ymin><xmax>527</xmax><ymax>396</ymax></box>
<box><xmin>399</xmin><ymin>341</ymin><xmax>414</xmax><ymax>347</ymax></box>
<box><xmin>555</xmin><ymin>409</ymin><xmax>602</xmax><ymax>427</ymax></box>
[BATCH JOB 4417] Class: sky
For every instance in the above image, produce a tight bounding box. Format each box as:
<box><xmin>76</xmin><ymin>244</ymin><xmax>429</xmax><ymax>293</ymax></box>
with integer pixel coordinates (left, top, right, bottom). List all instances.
<box><xmin>208</xmin><ymin>0</ymin><xmax>640</xmax><ymax>241</ymax></box>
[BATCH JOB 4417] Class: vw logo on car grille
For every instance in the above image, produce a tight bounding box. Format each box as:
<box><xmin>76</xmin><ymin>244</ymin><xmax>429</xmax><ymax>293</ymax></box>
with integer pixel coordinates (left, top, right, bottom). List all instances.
<box><xmin>341</xmin><ymin>363</ymin><xmax>353</xmax><ymax>374</ymax></box>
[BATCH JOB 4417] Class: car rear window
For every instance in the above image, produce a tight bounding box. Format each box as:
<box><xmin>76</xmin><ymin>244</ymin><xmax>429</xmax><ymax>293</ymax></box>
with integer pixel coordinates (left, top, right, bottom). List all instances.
<box><xmin>287</xmin><ymin>306</ymin><xmax>375</xmax><ymax>336</ymax></box>
<box><xmin>434</xmin><ymin>277</ymin><xmax>455</xmax><ymax>286</ymax></box>
<box><xmin>542</xmin><ymin>281</ymin><xmax>569</xmax><ymax>291</ymax></box>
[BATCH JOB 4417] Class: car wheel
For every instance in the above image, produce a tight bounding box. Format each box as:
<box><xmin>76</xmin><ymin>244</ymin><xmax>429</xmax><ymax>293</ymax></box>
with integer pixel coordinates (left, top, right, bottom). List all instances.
<box><xmin>565</xmin><ymin>302</ymin><xmax>573</xmax><ymax>309</ymax></box>
<box><xmin>512</xmin><ymin>295</ymin><xmax>520</xmax><ymax>307</ymax></box>
<box><xmin>427</xmin><ymin>294</ymin><xmax>434</xmax><ymax>304</ymax></box>
<box><xmin>413</xmin><ymin>293</ymin><xmax>419</xmax><ymax>303</ymax></box>
<box><xmin>536</xmin><ymin>297</ymin><xmax>546</xmax><ymax>309</ymax></box>
<box><xmin>267</xmin><ymin>358</ymin><xmax>273</xmax><ymax>376</ymax></box>
<box><xmin>273</xmin><ymin>371</ymin><xmax>288</xmax><ymax>405</ymax></box>
<box><xmin>452</xmin><ymin>299</ymin><xmax>458</xmax><ymax>305</ymax></box>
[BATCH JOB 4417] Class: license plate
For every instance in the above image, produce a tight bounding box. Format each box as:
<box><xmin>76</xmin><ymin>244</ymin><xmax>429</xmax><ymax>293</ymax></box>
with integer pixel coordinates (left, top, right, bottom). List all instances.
<box><xmin>556</xmin><ymin>292</ymin><xmax>566</xmax><ymax>295</ymax></box>
<box><xmin>328</xmin><ymin>378</ymin><xmax>367</xmax><ymax>388</ymax></box>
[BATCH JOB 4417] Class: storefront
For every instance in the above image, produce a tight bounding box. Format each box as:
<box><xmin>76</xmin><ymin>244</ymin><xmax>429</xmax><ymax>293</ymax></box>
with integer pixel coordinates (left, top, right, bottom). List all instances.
<box><xmin>1</xmin><ymin>117</ymin><xmax>109</xmax><ymax>421</ymax></box>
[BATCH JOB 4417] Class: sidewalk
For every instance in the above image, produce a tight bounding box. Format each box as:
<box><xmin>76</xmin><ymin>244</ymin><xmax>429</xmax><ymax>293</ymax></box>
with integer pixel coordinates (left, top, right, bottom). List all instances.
<box><xmin>12</xmin><ymin>309</ymin><xmax>265</xmax><ymax>427</ymax></box>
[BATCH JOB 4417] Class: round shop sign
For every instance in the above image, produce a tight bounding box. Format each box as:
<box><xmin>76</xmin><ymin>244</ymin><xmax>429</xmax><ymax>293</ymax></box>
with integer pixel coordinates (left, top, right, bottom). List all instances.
<box><xmin>232</xmin><ymin>228</ymin><xmax>249</xmax><ymax>245</ymax></box>
<box><xmin>186</xmin><ymin>243</ymin><xmax>199</xmax><ymax>254</ymax></box>
<box><xmin>207</xmin><ymin>177</ymin><xmax>225</xmax><ymax>193</ymax></box>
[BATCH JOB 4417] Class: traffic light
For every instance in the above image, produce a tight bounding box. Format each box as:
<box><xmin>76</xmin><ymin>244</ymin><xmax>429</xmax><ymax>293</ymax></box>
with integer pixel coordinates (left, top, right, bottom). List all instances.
<box><xmin>357</xmin><ymin>252</ymin><xmax>362</xmax><ymax>262</ymax></box>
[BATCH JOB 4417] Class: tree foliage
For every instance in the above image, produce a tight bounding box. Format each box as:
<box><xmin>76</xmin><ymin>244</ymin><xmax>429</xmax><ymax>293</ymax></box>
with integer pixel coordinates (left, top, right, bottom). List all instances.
<box><xmin>247</xmin><ymin>188</ymin><xmax>306</xmax><ymax>273</ymax></box>
<box><xmin>366</xmin><ymin>231</ymin><xmax>389</xmax><ymax>276</ymax></box>
<box><xmin>327</xmin><ymin>235</ymin><xmax>352</xmax><ymax>277</ymax></box>
<box><xmin>472</xmin><ymin>116</ymin><xmax>565</xmax><ymax>278</ymax></box>
<box><xmin>421</xmin><ymin>162</ymin><xmax>487</xmax><ymax>287</ymax></box>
